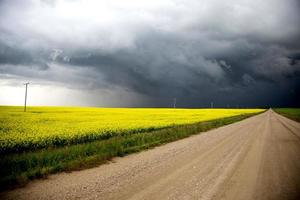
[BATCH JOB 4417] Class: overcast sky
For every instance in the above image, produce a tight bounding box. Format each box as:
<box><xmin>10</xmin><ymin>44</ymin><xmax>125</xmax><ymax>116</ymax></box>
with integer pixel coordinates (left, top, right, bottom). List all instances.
<box><xmin>0</xmin><ymin>0</ymin><xmax>299</xmax><ymax>107</ymax></box>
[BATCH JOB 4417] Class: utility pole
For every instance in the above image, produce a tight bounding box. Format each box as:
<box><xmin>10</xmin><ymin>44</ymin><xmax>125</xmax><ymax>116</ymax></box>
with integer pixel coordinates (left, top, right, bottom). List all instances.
<box><xmin>211</xmin><ymin>102</ymin><xmax>213</xmax><ymax>108</ymax></box>
<box><xmin>173</xmin><ymin>98</ymin><xmax>177</xmax><ymax>108</ymax></box>
<box><xmin>24</xmin><ymin>82</ymin><xmax>29</xmax><ymax>112</ymax></box>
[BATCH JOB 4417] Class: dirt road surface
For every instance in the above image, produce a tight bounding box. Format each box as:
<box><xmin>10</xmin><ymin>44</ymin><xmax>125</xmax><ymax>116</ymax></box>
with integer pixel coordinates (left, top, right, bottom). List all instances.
<box><xmin>2</xmin><ymin>110</ymin><xmax>300</xmax><ymax>200</ymax></box>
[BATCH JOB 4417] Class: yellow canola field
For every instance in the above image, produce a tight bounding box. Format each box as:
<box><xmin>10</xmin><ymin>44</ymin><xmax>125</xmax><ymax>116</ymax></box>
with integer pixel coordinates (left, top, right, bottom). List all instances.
<box><xmin>0</xmin><ymin>106</ymin><xmax>264</xmax><ymax>153</ymax></box>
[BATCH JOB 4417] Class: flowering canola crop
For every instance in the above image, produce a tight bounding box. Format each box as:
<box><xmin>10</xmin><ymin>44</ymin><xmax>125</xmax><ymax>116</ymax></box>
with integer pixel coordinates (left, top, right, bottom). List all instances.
<box><xmin>0</xmin><ymin>106</ymin><xmax>264</xmax><ymax>153</ymax></box>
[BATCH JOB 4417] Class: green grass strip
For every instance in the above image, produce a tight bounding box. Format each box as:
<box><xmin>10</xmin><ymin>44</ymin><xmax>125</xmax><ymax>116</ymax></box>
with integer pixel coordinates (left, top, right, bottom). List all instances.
<box><xmin>0</xmin><ymin>112</ymin><xmax>262</xmax><ymax>191</ymax></box>
<box><xmin>273</xmin><ymin>108</ymin><xmax>300</xmax><ymax>122</ymax></box>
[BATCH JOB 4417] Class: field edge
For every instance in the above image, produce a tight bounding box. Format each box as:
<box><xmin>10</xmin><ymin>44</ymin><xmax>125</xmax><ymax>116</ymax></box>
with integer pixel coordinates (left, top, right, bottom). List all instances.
<box><xmin>273</xmin><ymin>108</ymin><xmax>300</xmax><ymax>122</ymax></box>
<box><xmin>0</xmin><ymin>111</ymin><xmax>264</xmax><ymax>192</ymax></box>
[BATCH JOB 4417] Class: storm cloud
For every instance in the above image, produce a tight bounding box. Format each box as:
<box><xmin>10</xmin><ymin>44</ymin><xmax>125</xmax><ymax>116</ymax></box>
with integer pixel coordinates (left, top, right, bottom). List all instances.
<box><xmin>0</xmin><ymin>0</ymin><xmax>300</xmax><ymax>107</ymax></box>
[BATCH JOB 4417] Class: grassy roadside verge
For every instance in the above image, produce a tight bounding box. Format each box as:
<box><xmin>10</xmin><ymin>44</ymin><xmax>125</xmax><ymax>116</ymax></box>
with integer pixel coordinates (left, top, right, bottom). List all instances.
<box><xmin>0</xmin><ymin>112</ymin><xmax>263</xmax><ymax>191</ymax></box>
<box><xmin>273</xmin><ymin>108</ymin><xmax>300</xmax><ymax>122</ymax></box>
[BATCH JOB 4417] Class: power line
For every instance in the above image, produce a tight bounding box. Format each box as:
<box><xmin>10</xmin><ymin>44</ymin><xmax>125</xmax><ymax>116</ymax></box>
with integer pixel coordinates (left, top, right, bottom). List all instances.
<box><xmin>24</xmin><ymin>82</ymin><xmax>29</xmax><ymax>112</ymax></box>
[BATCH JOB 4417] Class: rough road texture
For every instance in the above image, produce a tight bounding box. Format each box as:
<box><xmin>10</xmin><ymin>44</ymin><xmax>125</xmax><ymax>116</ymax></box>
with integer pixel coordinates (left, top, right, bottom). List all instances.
<box><xmin>2</xmin><ymin>110</ymin><xmax>300</xmax><ymax>200</ymax></box>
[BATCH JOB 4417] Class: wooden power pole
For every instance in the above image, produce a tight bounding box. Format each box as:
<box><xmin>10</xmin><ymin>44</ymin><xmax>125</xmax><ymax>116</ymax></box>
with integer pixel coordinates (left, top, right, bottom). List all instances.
<box><xmin>173</xmin><ymin>98</ymin><xmax>176</xmax><ymax>108</ymax></box>
<box><xmin>24</xmin><ymin>82</ymin><xmax>29</xmax><ymax>112</ymax></box>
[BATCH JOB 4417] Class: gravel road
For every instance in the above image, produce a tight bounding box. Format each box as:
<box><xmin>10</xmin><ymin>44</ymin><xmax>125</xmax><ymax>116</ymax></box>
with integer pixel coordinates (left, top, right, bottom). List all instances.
<box><xmin>2</xmin><ymin>109</ymin><xmax>300</xmax><ymax>200</ymax></box>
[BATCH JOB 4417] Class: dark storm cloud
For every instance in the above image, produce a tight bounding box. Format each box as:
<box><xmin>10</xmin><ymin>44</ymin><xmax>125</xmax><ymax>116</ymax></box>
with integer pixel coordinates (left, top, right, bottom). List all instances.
<box><xmin>0</xmin><ymin>0</ymin><xmax>300</xmax><ymax>107</ymax></box>
<box><xmin>0</xmin><ymin>42</ymin><xmax>49</xmax><ymax>70</ymax></box>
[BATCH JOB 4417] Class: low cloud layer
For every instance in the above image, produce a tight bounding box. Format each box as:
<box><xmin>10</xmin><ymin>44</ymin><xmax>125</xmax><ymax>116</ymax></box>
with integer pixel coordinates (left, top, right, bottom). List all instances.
<box><xmin>0</xmin><ymin>0</ymin><xmax>300</xmax><ymax>107</ymax></box>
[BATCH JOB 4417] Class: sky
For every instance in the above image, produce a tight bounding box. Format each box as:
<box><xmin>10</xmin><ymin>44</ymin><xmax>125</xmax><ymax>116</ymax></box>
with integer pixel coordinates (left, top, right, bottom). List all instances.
<box><xmin>0</xmin><ymin>0</ymin><xmax>300</xmax><ymax>108</ymax></box>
